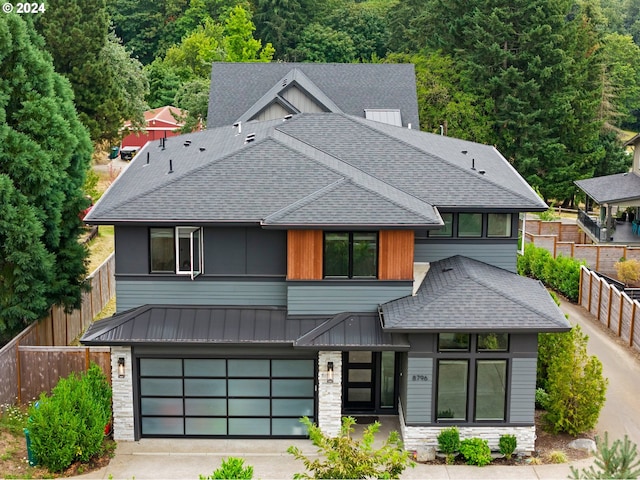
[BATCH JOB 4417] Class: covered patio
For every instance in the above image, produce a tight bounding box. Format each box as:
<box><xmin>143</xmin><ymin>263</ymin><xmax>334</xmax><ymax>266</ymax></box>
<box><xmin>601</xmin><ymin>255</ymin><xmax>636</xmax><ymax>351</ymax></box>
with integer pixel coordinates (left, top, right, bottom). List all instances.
<box><xmin>575</xmin><ymin>172</ymin><xmax>640</xmax><ymax>244</ymax></box>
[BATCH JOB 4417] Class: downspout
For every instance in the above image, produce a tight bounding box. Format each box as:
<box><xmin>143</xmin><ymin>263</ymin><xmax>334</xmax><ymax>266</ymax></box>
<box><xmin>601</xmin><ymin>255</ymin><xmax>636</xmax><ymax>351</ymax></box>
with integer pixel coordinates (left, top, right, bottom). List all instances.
<box><xmin>520</xmin><ymin>213</ymin><xmax>526</xmax><ymax>255</ymax></box>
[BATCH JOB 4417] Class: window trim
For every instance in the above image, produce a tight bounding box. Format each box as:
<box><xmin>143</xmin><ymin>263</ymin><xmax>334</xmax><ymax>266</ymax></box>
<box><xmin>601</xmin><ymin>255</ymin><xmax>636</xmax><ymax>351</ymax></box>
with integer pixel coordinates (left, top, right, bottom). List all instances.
<box><xmin>323</xmin><ymin>231</ymin><xmax>378</xmax><ymax>279</ymax></box>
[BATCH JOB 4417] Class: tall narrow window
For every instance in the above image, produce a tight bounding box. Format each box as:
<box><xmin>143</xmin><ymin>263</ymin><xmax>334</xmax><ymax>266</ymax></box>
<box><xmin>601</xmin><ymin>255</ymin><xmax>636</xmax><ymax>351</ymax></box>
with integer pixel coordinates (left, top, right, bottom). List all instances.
<box><xmin>324</xmin><ymin>232</ymin><xmax>377</xmax><ymax>278</ymax></box>
<box><xmin>150</xmin><ymin>228</ymin><xmax>175</xmax><ymax>273</ymax></box>
<box><xmin>475</xmin><ymin>360</ymin><xmax>507</xmax><ymax>421</ymax></box>
<box><xmin>436</xmin><ymin>360</ymin><xmax>468</xmax><ymax>421</ymax></box>
<box><xmin>176</xmin><ymin>227</ymin><xmax>203</xmax><ymax>278</ymax></box>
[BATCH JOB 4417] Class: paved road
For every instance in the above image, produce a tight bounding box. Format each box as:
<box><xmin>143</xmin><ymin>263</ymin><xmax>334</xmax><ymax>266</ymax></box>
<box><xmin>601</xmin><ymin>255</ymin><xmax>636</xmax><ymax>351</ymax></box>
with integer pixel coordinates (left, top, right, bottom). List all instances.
<box><xmin>560</xmin><ymin>299</ymin><xmax>640</xmax><ymax>448</ymax></box>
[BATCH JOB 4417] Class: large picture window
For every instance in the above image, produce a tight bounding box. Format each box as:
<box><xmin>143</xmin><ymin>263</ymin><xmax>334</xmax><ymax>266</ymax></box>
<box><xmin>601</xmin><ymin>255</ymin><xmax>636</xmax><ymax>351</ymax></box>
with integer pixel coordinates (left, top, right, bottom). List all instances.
<box><xmin>150</xmin><ymin>227</ymin><xmax>203</xmax><ymax>278</ymax></box>
<box><xmin>475</xmin><ymin>360</ymin><xmax>507</xmax><ymax>421</ymax></box>
<box><xmin>437</xmin><ymin>360</ymin><xmax>468</xmax><ymax>421</ymax></box>
<box><xmin>324</xmin><ymin>232</ymin><xmax>377</xmax><ymax>278</ymax></box>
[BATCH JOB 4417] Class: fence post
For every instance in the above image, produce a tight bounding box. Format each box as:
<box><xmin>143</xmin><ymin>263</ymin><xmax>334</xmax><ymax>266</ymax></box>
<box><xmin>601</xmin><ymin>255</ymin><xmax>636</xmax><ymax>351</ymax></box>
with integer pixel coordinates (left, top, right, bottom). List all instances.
<box><xmin>631</xmin><ymin>302</ymin><xmax>637</xmax><ymax>348</ymax></box>
<box><xmin>578</xmin><ymin>267</ymin><xmax>583</xmax><ymax>306</ymax></box>
<box><xmin>16</xmin><ymin>339</ymin><xmax>21</xmax><ymax>404</ymax></box>
<box><xmin>598</xmin><ymin>279</ymin><xmax>603</xmax><ymax>321</ymax></box>
<box><xmin>607</xmin><ymin>285</ymin><xmax>613</xmax><ymax>328</ymax></box>
<box><xmin>619</xmin><ymin>293</ymin><xmax>624</xmax><ymax>332</ymax></box>
<box><xmin>588</xmin><ymin>272</ymin><xmax>593</xmax><ymax>312</ymax></box>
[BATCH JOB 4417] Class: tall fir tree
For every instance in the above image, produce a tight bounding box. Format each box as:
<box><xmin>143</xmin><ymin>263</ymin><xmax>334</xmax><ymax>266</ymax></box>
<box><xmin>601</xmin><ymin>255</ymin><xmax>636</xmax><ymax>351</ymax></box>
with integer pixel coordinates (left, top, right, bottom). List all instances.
<box><xmin>418</xmin><ymin>0</ymin><xmax>605</xmax><ymax>203</ymax></box>
<box><xmin>0</xmin><ymin>14</ymin><xmax>92</xmax><ymax>339</ymax></box>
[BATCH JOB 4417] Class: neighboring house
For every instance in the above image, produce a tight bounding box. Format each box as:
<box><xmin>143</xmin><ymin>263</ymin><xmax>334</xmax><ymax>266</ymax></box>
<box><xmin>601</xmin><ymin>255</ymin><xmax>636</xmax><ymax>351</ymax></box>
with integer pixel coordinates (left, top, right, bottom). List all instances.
<box><xmin>575</xmin><ymin>134</ymin><xmax>640</xmax><ymax>244</ymax></box>
<box><xmin>120</xmin><ymin>106</ymin><xmax>187</xmax><ymax>152</ymax></box>
<box><xmin>81</xmin><ymin>64</ymin><xmax>569</xmax><ymax>453</ymax></box>
<box><xmin>207</xmin><ymin>62</ymin><xmax>420</xmax><ymax>129</ymax></box>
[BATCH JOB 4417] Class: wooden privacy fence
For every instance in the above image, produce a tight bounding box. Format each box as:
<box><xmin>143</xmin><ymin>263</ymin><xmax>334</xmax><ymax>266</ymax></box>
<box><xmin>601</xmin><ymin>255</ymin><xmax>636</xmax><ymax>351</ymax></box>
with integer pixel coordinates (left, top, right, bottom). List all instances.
<box><xmin>523</xmin><ymin>219</ymin><xmax>640</xmax><ymax>276</ymax></box>
<box><xmin>0</xmin><ymin>253</ymin><xmax>115</xmax><ymax>406</ymax></box>
<box><xmin>579</xmin><ymin>266</ymin><xmax>640</xmax><ymax>354</ymax></box>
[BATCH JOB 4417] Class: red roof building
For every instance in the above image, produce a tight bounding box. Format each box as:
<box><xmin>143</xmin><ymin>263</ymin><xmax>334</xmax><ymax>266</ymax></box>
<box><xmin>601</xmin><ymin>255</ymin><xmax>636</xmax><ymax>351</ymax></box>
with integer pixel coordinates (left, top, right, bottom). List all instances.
<box><xmin>121</xmin><ymin>106</ymin><xmax>186</xmax><ymax>149</ymax></box>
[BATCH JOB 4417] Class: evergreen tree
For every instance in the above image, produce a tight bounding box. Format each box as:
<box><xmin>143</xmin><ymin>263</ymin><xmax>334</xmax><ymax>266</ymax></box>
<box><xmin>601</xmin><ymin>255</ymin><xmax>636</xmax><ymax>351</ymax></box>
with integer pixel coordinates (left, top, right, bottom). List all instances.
<box><xmin>0</xmin><ymin>14</ymin><xmax>92</xmax><ymax>338</ymax></box>
<box><xmin>36</xmin><ymin>0</ymin><xmax>147</xmax><ymax>141</ymax></box>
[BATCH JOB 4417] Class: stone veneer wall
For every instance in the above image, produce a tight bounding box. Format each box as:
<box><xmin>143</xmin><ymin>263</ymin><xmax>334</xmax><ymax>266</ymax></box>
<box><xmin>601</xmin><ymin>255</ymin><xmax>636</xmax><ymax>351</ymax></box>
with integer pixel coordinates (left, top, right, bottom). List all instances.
<box><xmin>398</xmin><ymin>403</ymin><xmax>535</xmax><ymax>454</ymax></box>
<box><xmin>111</xmin><ymin>346</ymin><xmax>135</xmax><ymax>441</ymax></box>
<box><xmin>317</xmin><ymin>351</ymin><xmax>342</xmax><ymax>437</ymax></box>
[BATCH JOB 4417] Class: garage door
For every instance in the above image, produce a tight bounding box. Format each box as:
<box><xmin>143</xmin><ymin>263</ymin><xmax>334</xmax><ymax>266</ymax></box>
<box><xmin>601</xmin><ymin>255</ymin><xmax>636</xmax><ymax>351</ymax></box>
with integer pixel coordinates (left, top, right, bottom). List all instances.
<box><xmin>138</xmin><ymin>358</ymin><xmax>316</xmax><ymax>437</ymax></box>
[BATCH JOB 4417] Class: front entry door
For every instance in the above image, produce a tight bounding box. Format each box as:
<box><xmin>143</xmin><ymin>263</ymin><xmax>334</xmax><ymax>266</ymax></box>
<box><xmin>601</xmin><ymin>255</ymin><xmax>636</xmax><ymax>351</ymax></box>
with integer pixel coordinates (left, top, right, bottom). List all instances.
<box><xmin>343</xmin><ymin>351</ymin><xmax>398</xmax><ymax>414</ymax></box>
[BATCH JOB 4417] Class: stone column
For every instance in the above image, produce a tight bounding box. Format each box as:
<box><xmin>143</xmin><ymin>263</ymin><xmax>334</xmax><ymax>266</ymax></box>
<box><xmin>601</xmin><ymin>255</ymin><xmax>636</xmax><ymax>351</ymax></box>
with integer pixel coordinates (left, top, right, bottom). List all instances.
<box><xmin>317</xmin><ymin>351</ymin><xmax>342</xmax><ymax>437</ymax></box>
<box><xmin>111</xmin><ymin>346</ymin><xmax>135</xmax><ymax>441</ymax></box>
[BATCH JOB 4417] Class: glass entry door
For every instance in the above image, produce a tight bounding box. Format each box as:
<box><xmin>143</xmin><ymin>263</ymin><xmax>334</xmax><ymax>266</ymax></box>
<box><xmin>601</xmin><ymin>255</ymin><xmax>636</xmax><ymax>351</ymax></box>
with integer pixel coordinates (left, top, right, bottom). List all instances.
<box><xmin>343</xmin><ymin>351</ymin><xmax>397</xmax><ymax>413</ymax></box>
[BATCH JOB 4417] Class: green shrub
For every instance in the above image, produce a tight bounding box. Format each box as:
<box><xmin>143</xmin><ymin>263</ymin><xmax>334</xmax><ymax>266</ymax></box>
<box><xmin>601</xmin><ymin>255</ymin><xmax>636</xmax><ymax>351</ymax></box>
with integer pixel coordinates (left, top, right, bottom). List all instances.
<box><xmin>288</xmin><ymin>416</ymin><xmax>414</xmax><ymax>479</ymax></box>
<box><xmin>437</xmin><ymin>426</ymin><xmax>460</xmax><ymax>464</ymax></box>
<box><xmin>542</xmin><ymin>326</ymin><xmax>608</xmax><ymax>436</ymax></box>
<box><xmin>498</xmin><ymin>434</ymin><xmax>517</xmax><ymax>459</ymax></box>
<box><xmin>570</xmin><ymin>432</ymin><xmax>640</xmax><ymax>479</ymax></box>
<box><xmin>459</xmin><ymin>437</ymin><xmax>492</xmax><ymax>466</ymax></box>
<box><xmin>200</xmin><ymin>457</ymin><xmax>254</xmax><ymax>479</ymax></box>
<box><xmin>27</xmin><ymin>364</ymin><xmax>112</xmax><ymax>472</ymax></box>
<box><xmin>535</xmin><ymin>387</ymin><xmax>550</xmax><ymax>410</ymax></box>
<box><xmin>517</xmin><ymin>243</ymin><xmax>583</xmax><ymax>301</ymax></box>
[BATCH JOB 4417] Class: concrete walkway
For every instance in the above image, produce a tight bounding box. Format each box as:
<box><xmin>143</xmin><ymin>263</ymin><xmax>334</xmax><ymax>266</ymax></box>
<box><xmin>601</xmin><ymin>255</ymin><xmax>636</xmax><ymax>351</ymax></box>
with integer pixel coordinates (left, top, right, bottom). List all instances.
<box><xmin>75</xmin><ymin>438</ymin><xmax>595</xmax><ymax>479</ymax></box>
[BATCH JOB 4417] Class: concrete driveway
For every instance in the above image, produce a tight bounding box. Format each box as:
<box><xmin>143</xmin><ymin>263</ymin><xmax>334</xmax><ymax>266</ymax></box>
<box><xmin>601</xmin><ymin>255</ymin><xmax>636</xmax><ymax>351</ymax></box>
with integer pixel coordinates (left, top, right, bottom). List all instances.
<box><xmin>560</xmin><ymin>299</ymin><xmax>640</xmax><ymax>448</ymax></box>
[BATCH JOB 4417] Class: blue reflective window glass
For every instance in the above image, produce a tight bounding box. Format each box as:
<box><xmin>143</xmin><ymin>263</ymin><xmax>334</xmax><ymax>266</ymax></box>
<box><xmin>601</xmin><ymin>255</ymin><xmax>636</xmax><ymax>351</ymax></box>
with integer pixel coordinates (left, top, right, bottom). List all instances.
<box><xmin>184</xmin><ymin>379</ymin><xmax>226</xmax><ymax>397</ymax></box>
<box><xmin>142</xmin><ymin>417</ymin><xmax>183</xmax><ymax>435</ymax></box>
<box><xmin>228</xmin><ymin>359</ymin><xmax>269</xmax><ymax>377</ymax></box>
<box><xmin>272</xmin><ymin>360</ymin><xmax>314</xmax><ymax>378</ymax></box>
<box><xmin>229</xmin><ymin>418</ymin><xmax>270</xmax><ymax>435</ymax></box>
<box><xmin>272</xmin><ymin>379</ymin><xmax>314</xmax><ymax>397</ymax></box>
<box><xmin>186</xmin><ymin>418</ymin><xmax>227</xmax><ymax>435</ymax></box>
<box><xmin>272</xmin><ymin>399</ymin><xmax>314</xmax><ymax>417</ymax></box>
<box><xmin>228</xmin><ymin>379</ymin><xmax>269</xmax><ymax>397</ymax></box>
<box><xmin>141</xmin><ymin>398</ymin><xmax>183</xmax><ymax>416</ymax></box>
<box><xmin>184</xmin><ymin>359</ymin><xmax>226</xmax><ymax>377</ymax></box>
<box><xmin>140</xmin><ymin>358</ymin><xmax>182</xmax><ymax>376</ymax></box>
<box><xmin>140</xmin><ymin>378</ymin><xmax>183</xmax><ymax>396</ymax></box>
<box><xmin>185</xmin><ymin>398</ymin><xmax>227</xmax><ymax>416</ymax></box>
<box><xmin>228</xmin><ymin>398</ymin><xmax>270</xmax><ymax>416</ymax></box>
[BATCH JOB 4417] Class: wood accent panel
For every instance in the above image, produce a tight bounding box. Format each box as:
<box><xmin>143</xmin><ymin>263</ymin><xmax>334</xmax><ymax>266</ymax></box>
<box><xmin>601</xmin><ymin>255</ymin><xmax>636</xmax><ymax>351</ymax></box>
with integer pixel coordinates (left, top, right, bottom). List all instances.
<box><xmin>287</xmin><ymin>230</ymin><xmax>323</xmax><ymax>280</ymax></box>
<box><xmin>378</xmin><ymin>230</ymin><xmax>414</xmax><ymax>280</ymax></box>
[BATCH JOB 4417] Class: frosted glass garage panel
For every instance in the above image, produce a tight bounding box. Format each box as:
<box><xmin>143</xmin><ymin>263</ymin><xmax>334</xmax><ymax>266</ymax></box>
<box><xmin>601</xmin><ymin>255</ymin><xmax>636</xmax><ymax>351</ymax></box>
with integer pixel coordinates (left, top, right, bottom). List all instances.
<box><xmin>272</xmin><ymin>359</ymin><xmax>314</xmax><ymax>377</ymax></box>
<box><xmin>272</xmin><ymin>418</ymin><xmax>309</xmax><ymax>436</ymax></box>
<box><xmin>141</xmin><ymin>398</ymin><xmax>183</xmax><ymax>416</ymax></box>
<box><xmin>186</xmin><ymin>418</ymin><xmax>227</xmax><ymax>435</ymax></box>
<box><xmin>140</xmin><ymin>358</ymin><xmax>182</xmax><ymax>376</ymax></box>
<box><xmin>142</xmin><ymin>417</ymin><xmax>183</xmax><ymax>435</ymax></box>
<box><xmin>228</xmin><ymin>379</ymin><xmax>269</xmax><ymax>396</ymax></box>
<box><xmin>229</xmin><ymin>399</ymin><xmax>270</xmax><ymax>416</ymax></box>
<box><xmin>272</xmin><ymin>379</ymin><xmax>314</xmax><ymax>397</ymax></box>
<box><xmin>184</xmin><ymin>359</ymin><xmax>226</xmax><ymax>376</ymax></box>
<box><xmin>229</xmin><ymin>418</ymin><xmax>270</xmax><ymax>435</ymax></box>
<box><xmin>228</xmin><ymin>359</ymin><xmax>269</xmax><ymax>377</ymax></box>
<box><xmin>185</xmin><ymin>398</ymin><xmax>226</xmax><ymax>416</ymax></box>
<box><xmin>272</xmin><ymin>399</ymin><xmax>314</xmax><ymax>417</ymax></box>
<box><xmin>141</xmin><ymin>378</ymin><xmax>183</xmax><ymax>396</ymax></box>
<box><xmin>185</xmin><ymin>379</ymin><xmax>226</xmax><ymax>396</ymax></box>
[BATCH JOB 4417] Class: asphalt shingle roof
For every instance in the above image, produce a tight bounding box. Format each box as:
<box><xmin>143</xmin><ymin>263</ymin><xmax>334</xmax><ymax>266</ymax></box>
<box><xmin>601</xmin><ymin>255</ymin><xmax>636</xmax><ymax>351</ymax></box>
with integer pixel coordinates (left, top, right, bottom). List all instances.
<box><xmin>207</xmin><ymin>63</ymin><xmax>420</xmax><ymax>128</ymax></box>
<box><xmin>575</xmin><ymin>172</ymin><xmax>640</xmax><ymax>205</ymax></box>
<box><xmin>380</xmin><ymin>256</ymin><xmax>571</xmax><ymax>332</ymax></box>
<box><xmin>86</xmin><ymin>113</ymin><xmax>545</xmax><ymax>226</ymax></box>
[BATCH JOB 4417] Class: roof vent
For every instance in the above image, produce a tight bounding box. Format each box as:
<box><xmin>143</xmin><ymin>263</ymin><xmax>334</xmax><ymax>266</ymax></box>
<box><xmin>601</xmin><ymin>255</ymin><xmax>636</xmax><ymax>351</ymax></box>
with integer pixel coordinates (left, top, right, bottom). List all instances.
<box><xmin>168</xmin><ymin>159</ymin><xmax>174</xmax><ymax>174</ymax></box>
<box><xmin>184</xmin><ymin>141</ymin><xmax>191</xmax><ymax>147</ymax></box>
<box><xmin>245</xmin><ymin>133</ymin><xmax>256</xmax><ymax>143</ymax></box>
<box><xmin>161</xmin><ymin>137</ymin><xmax>166</xmax><ymax>150</ymax></box>
<box><xmin>282</xmin><ymin>78</ymin><xmax>288</xmax><ymax>87</ymax></box>
<box><xmin>145</xmin><ymin>151</ymin><xmax>150</xmax><ymax>166</ymax></box>
<box><xmin>479</xmin><ymin>170</ymin><xmax>486</xmax><ymax>175</ymax></box>
<box><xmin>283</xmin><ymin>114</ymin><xmax>293</xmax><ymax>121</ymax></box>
<box><xmin>233</xmin><ymin>121</ymin><xmax>242</xmax><ymax>135</ymax></box>
<box><xmin>199</xmin><ymin>147</ymin><xmax>206</xmax><ymax>152</ymax></box>
<box><xmin>471</xmin><ymin>158</ymin><xmax>476</xmax><ymax>171</ymax></box>
<box><xmin>461</xmin><ymin>150</ymin><xmax>468</xmax><ymax>154</ymax></box>
<box><xmin>442</xmin><ymin>267</ymin><xmax>453</xmax><ymax>272</ymax></box>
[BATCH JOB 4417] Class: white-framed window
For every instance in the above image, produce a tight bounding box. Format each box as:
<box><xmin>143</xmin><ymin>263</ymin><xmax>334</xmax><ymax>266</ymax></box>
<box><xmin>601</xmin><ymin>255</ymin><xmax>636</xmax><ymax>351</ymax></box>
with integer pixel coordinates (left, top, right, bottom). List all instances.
<box><xmin>176</xmin><ymin>227</ymin><xmax>203</xmax><ymax>279</ymax></box>
<box><xmin>150</xmin><ymin>227</ymin><xmax>203</xmax><ymax>279</ymax></box>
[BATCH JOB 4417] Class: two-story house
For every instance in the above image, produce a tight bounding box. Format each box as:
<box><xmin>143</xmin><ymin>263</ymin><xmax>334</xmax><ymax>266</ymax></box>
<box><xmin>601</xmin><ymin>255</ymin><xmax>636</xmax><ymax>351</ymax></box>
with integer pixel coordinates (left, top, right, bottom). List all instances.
<box><xmin>81</xmin><ymin>63</ymin><xmax>569</xmax><ymax>454</ymax></box>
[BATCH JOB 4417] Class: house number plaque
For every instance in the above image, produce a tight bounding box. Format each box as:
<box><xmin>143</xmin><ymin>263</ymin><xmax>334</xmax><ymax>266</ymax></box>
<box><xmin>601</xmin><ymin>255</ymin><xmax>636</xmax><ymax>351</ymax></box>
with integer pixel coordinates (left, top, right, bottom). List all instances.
<box><xmin>411</xmin><ymin>374</ymin><xmax>429</xmax><ymax>382</ymax></box>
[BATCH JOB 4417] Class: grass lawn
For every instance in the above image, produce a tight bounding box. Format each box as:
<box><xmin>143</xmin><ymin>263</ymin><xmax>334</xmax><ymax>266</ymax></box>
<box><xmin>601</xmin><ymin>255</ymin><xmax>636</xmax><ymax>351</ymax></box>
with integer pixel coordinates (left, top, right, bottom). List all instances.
<box><xmin>85</xmin><ymin>225</ymin><xmax>114</xmax><ymax>275</ymax></box>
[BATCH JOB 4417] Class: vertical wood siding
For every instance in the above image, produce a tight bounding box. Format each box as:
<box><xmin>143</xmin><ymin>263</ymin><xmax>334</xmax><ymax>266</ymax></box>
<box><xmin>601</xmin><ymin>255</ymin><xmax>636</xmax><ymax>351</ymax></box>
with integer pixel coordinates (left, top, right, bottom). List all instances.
<box><xmin>379</xmin><ymin>230</ymin><xmax>414</xmax><ymax>280</ymax></box>
<box><xmin>287</xmin><ymin>230</ymin><xmax>323</xmax><ymax>280</ymax></box>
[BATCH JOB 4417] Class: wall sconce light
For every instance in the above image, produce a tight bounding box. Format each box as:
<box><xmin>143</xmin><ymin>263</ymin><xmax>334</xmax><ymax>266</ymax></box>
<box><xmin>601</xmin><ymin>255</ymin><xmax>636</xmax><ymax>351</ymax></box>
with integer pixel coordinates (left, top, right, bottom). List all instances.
<box><xmin>118</xmin><ymin>357</ymin><xmax>125</xmax><ymax>378</ymax></box>
<box><xmin>327</xmin><ymin>361</ymin><xmax>334</xmax><ymax>383</ymax></box>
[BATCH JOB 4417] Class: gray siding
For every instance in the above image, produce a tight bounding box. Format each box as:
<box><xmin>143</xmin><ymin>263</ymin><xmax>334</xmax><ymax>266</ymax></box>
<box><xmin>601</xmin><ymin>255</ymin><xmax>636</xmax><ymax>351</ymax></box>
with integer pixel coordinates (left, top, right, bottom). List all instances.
<box><xmin>404</xmin><ymin>356</ymin><xmax>433</xmax><ymax>424</ymax></box>
<box><xmin>116</xmin><ymin>279</ymin><xmax>286</xmax><ymax>313</ymax></box>
<box><xmin>114</xmin><ymin>226</ymin><xmax>286</xmax><ymax>276</ymax></box>
<box><xmin>287</xmin><ymin>283</ymin><xmax>412</xmax><ymax>315</ymax></box>
<box><xmin>414</xmin><ymin>241</ymin><xmax>517</xmax><ymax>272</ymax></box>
<box><xmin>282</xmin><ymin>86</ymin><xmax>324</xmax><ymax>113</ymax></box>
<box><xmin>509</xmin><ymin>358</ymin><xmax>537</xmax><ymax>423</ymax></box>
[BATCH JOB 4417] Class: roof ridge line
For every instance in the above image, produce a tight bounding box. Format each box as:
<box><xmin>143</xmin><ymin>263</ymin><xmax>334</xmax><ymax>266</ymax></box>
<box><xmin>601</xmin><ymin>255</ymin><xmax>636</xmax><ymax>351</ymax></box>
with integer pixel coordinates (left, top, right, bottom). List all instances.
<box><xmin>272</xmin><ymin>125</ymin><xmax>442</xmax><ymax>225</ymax></box>
<box><xmin>346</xmin><ymin>115</ymin><xmax>543</xmax><ymax>207</ymax></box>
